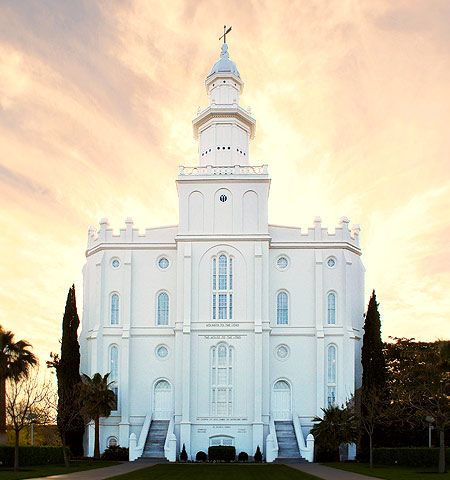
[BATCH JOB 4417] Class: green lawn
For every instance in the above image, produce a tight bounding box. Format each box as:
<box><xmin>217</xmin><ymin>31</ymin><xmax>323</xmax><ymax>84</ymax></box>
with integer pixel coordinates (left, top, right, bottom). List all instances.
<box><xmin>0</xmin><ymin>460</ymin><xmax>120</xmax><ymax>480</ymax></box>
<box><xmin>109</xmin><ymin>464</ymin><xmax>321</xmax><ymax>480</ymax></box>
<box><xmin>323</xmin><ymin>462</ymin><xmax>450</xmax><ymax>479</ymax></box>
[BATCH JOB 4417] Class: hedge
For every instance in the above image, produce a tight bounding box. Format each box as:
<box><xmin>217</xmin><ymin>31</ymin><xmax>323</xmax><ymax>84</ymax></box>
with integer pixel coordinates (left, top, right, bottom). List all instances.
<box><xmin>208</xmin><ymin>446</ymin><xmax>236</xmax><ymax>462</ymax></box>
<box><xmin>0</xmin><ymin>446</ymin><xmax>70</xmax><ymax>467</ymax></box>
<box><xmin>373</xmin><ymin>447</ymin><xmax>450</xmax><ymax>467</ymax></box>
<box><xmin>101</xmin><ymin>445</ymin><xmax>129</xmax><ymax>461</ymax></box>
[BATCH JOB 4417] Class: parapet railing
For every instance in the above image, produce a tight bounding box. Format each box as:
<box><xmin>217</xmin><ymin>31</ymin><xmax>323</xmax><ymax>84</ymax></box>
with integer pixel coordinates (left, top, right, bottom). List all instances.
<box><xmin>293</xmin><ymin>412</ymin><xmax>315</xmax><ymax>462</ymax></box>
<box><xmin>178</xmin><ymin>164</ymin><xmax>268</xmax><ymax>176</ymax></box>
<box><xmin>129</xmin><ymin>410</ymin><xmax>152</xmax><ymax>461</ymax></box>
<box><xmin>164</xmin><ymin>414</ymin><xmax>177</xmax><ymax>462</ymax></box>
<box><xmin>265</xmin><ymin>415</ymin><xmax>279</xmax><ymax>463</ymax></box>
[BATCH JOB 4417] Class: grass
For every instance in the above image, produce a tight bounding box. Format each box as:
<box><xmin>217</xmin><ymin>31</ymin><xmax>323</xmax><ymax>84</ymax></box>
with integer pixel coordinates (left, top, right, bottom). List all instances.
<box><xmin>0</xmin><ymin>460</ymin><xmax>120</xmax><ymax>480</ymax></box>
<box><xmin>323</xmin><ymin>462</ymin><xmax>450</xmax><ymax>479</ymax></box>
<box><xmin>109</xmin><ymin>463</ymin><xmax>322</xmax><ymax>480</ymax></box>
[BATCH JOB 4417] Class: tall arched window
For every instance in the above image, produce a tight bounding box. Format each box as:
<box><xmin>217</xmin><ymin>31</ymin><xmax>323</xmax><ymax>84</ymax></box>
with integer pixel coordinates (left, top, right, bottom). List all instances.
<box><xmin>277</xmin><ymin>291</ymin><xmax>288</xmax><ymax>325</ymax></box>
<box><xmin>212</xmin><ymin>254</ymin><xmax>233</xmax><ymax>320</ymax></box>
<box><xmin>327</xmin><ymin>293</ymin><xmax>336</xmax><ymax>325</ymax></box>
<box><xmin>110</xmin><ymin>345</ymin><xmax>119</xmax><ymax>410</ymax></box>
<box><xmin>157</xmin><ymin>292</ymin><xmax>169</xmax><ymax>325</ymax></box>
<box><xmin>211</xmin><ymin>344</ymin><xmax>233</xmax><ymax>416</ymax></box>
<box><xmin>327</xmin><ymin>345</ymin><xmax>337</xmax><ymax>407</ymax></box>
<box><xmin>110</xmin><ymin>294</ymin><xmax>119</xmax><ymax>325</ymax></box>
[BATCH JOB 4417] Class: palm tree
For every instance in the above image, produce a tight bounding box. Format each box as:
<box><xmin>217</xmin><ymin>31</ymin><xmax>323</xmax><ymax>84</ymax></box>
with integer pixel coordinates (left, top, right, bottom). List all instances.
<box><xmin>0</xmin><ymin>327</ymin><xmax>37</xmax><ymax>444</ymax></box>
<box><xmin>81</xmin><ymin>373</ymin><xmax>116</xmax><ymax>459</ymax></box>
<box><xmin>312</xmin><ymin>403</ymin><xmax>358</xmax><ymax>462</ymax></box>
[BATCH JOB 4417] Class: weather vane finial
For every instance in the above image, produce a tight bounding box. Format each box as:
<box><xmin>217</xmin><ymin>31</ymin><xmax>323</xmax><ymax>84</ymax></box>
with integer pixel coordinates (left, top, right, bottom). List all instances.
<box><xmin>219</xmin><ymin>25</ymin><xmax>232</xmax><ymax>44</ymax></box>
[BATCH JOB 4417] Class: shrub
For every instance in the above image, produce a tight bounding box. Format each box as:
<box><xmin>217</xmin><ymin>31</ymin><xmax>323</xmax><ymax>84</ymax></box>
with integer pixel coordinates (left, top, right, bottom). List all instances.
<box><xmin>254</xmin><ymin>445</ymin><xmax>262</xmax><ymax>463</ymax></box>
<box><xmin>196</xmin><ymin>450</ymin><xmax>207</xmax><ymax>462</ymax></box>
<box><xmin>101</xmin><ymin>445</ymin><xmax>129</xmax><ymax>461</ymax></box>
<box><xmin>238</xmin><ymin>451</ymin><xmax>248</xmax><ymax>462</ymax></box>
<box><xmin>180</xmin><ymin>443</ymin><xmax>188</xmax><ymax>462</ymax></box>
<box><xmin>0</xmin><ymin>446</ymin><xmax>70</xmax><ymax>467</ymax></box>
<box><xmin>208</xmin><ymin>446</ymin><xmax>236</xmax><ymax>462</ymax></box>
<box><xmin>373</xmin><ymin>447</ymin><xmax>450</xmax><ymax>468</ymax></box>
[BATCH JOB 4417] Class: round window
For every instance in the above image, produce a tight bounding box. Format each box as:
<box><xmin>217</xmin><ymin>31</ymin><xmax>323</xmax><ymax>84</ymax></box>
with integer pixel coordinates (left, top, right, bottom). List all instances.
<box><xmin>275</xmin><ymin>345</ymin><xmax>290</xmax><ymax>360</ymax></box>
<box><xmin>219</xmin><ymin>194</ymin><xmax>228</xmax><ymax>203</ymax></box>
<box><xmin>158</xmin><ymin>257</ymin><xmax>169</xmax><ymax>270</ymax></box>
<box><xmin>111</xmin><ymin>258</ymin><xmax>120</xmax><ymax>269</ymax></box>
<box><xmin>277</xmin><ymin>256</ymin><xmax>288</xmax><ymax>270</ymax></box>
<box><xmin>327</xmin><ymin>257</ymin><xmax>336</xmax><ymax>268</ymax></box>
<box><xmin>156</xmin><ymin>345</ymin><xmax>168</xmax><ymax>359</ymax></box>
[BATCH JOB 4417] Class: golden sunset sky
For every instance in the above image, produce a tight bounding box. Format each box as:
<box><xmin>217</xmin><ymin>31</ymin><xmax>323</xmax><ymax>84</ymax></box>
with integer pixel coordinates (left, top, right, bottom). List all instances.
<box><xmin>1</xmin><ymin>0</ymin><xmax>449</xmax><ymax>364</ymax></box>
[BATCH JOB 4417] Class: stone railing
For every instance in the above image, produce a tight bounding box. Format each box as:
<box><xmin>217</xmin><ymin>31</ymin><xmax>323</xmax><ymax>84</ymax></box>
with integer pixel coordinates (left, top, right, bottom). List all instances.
<box><xmin>178</xmin><ymin>164</ymin><xmax>268</xmax><ymax>176</ymax></box>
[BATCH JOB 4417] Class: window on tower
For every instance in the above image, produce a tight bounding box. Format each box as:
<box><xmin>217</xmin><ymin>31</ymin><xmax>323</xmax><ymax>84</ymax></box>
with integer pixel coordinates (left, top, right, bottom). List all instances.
<box><xmin>327</xmin><ymin>345</ymin><xmax>337</xmax><ymax>407</ymax></box>
<box><xmin>212</xmin><ymin>254</ymin><xmax>233</xmax><ymax>320</ymax></box>
<box><xmin>157</xmin><ymin>292</ymin><xmax>169</xmax><ymax>325</ymax></box>
<box><xmin>211</xmin><ymin>343</ymin><xmax>233</xmax><ymax>416</ymax></box>
<box><xmin>276</xmin><ymin>291</ymin><xmax>288</xmax><ymax>325</ymax></box>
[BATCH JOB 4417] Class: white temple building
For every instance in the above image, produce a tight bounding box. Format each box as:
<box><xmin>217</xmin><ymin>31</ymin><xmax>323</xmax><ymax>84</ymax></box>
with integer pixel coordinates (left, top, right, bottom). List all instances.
<box><xmin>80</xmin><ymin>41</ymin><xmax>364</xmax><ymax>462</ymax></box>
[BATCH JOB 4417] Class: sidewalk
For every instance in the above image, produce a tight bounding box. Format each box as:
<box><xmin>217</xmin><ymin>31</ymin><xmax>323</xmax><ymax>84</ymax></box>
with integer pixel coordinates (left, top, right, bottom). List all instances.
<box><xmin>289</xmin><ymin>463</ymin><xmax>377</xmax><ymax>480</ymax></box>
<box><xmin>28</xmin><ymin>461</ymin><xmax>158</xmax><ymax>480</ymax></box>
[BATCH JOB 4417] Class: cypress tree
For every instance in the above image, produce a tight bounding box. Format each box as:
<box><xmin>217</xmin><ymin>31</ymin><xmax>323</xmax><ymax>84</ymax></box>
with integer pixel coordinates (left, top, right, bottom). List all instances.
<box><xmin>49</xmin><ymin>285</ymin><xmax>85</xmax><ymax>456</ymax></box>
<box><xmin>361</xmin><ymin>290</ymin><xmax>386</xmax><ymax>392</ymax></box>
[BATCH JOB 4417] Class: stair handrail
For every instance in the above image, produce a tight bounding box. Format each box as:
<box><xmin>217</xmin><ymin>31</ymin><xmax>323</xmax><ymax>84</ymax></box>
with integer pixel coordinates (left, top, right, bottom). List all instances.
<box><xmin>265</xmin><ymin>414</ymin><xmax>279</xmax><ymax>463</ymax></box>
<box><xmin>129</xmin><ymin>410</ymin><xmax>153</xmax><ymax>461</ymax></box>
<box><xmin>293</xmin><ymin>411</ymin><xmax>314</xmax><ymax>462</ymax></box>
<box><xmin>164</xmin><ymin>413</ymin><xmax>177</xmax><ymax>462</ymax></box>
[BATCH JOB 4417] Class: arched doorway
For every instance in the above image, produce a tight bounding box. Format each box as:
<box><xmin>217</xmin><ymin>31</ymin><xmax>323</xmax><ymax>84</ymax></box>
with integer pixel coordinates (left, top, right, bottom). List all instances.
<box><xmin>272</xmin><ymin>380</ymin><xmax>291</xmax><ymax>420</ymax></box>
<box><xmin>153</xmin><ymin>379</ymin><xmax>172</xmax><ymax>419</ymax></box>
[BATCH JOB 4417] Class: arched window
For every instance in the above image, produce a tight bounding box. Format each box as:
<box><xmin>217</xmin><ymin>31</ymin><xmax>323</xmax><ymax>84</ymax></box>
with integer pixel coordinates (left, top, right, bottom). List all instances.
<box><xmin>157</xmin><ymin>292</ymin><xmax>169</xmax><ymax>325</ymax></box>
<box><xmin>212</xmin><ymin>254</ymin><xmax>233</xmax><ymax>320</ymax></box>
<box><xmin>277</xmin><ymin>291</ymin><xmax>288</xmax><ymax>325</ymax></box>
<box><xmin>327</xmin><ymin>293</ymin><xmax>336</xmax><ymax>325</ymax></box>
<box><xmin>111</xmin><ymin>294</ymin><xmax>119</xmax><ymax>325</ymax></box>
<box><xmin>211</xmin><ymin>344</ymin><xmax>233</xmax><ymax>416</ymax></box>
<box><xmin>107</xmin><ymin>436</ymin><xmax>118</xmax><ymax>448</ymax></box>
<box><xmin>110</xmin><ymin>345</ymin><xmax>119</xmax><ymax>410</ymax></box>
<box><xmin>327</xmin><ymin>345</ymin><xmax>337</xmax><ymax>407</ymax></box>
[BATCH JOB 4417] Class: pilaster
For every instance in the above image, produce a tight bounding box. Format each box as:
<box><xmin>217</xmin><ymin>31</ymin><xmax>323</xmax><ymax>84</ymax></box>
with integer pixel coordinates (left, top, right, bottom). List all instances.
<box><xmin>180</xmin><ymin>242</ymin><xmax>192</xmax><ymax>457</ymax></box>
<box><xmin>119</xmin><ymin>249</ymin><xmax>132</xmax><ymax>445</ymax></box>
<box><xmin>315</xmin><ymin>249</ymin><xmax>325</xmax><ymax>415</ymax></box>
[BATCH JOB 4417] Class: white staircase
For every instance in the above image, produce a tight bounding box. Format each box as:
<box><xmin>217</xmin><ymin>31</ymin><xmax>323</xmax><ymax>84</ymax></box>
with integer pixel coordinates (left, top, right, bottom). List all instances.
<box><xmin>274</xmin><ymin>421</ymin><xmax>303</xmax><ymax>461</ymax></box>
<box><xmin>141</xmin><ymin>420</ymin><xmax>169</xmax><ymax>459</ymax></box>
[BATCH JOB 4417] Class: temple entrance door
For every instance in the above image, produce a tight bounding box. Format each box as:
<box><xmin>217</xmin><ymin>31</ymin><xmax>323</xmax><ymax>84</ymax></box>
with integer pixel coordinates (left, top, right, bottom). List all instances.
<box><xmin>153</xmin><ymin>380</ymin><xmax>172</xmax><ymax>420</ymax></box>
<box><xmin>272</xmin><ymin>380</ymin><xmax>291</xmax><ymax>420</ymax></box>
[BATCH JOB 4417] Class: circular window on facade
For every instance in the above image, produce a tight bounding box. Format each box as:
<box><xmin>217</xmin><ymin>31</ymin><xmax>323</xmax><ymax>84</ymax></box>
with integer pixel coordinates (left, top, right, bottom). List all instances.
<box><xmin>275</xmin><ymin>344</ymin><xmax>290</xmax><ymax>361</ymax></box>
<box><xmin>107</xmin><ymin>436</ymin><xmax>118</xmax><ymax>448</ymax></box>
<box><xmin>327</xmin><ymin>257</ymin><xmax>336</xmax><ymax>268</ymax></box>
<box><xmin>219</xmin><ymin>194</ymin><xmax>228</xmax><ymax>203</ymax></box>
<box><xmin>111</xmin><ymin>258</ymin><xmax>120</xmax><ymax>269</ymax></box>
<box><xmin>276</xmin><ymin>256</ymin><xmax>289</xmax><ymax>270</ymax></box>
<box><xmin>156</xmin><ymin>345</ymin><xmax>169</xmax><ymax>359</ymax></box>
<box><xmin>158</xmin><ymin>257</ymin><xmax>170</xmax><ymax>270</ymax></box>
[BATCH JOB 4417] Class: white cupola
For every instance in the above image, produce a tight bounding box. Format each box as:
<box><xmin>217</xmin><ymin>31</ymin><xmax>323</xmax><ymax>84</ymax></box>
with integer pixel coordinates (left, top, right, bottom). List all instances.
<box><xmin>193</xmin><ymin>43</ymin><xmax>256</xmax><ymax>167</ymax></box>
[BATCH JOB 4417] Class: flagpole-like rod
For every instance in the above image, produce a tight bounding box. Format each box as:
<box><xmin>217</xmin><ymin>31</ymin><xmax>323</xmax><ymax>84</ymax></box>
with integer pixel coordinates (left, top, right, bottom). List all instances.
<box><xmin>219</xmin><ymin>25</ymin><xmax>232</xmax><ymax>44</ymax></box>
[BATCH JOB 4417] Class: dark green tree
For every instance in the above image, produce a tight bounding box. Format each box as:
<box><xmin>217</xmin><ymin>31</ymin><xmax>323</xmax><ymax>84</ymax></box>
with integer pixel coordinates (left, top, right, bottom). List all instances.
<box><xmin>48</xmin><ymin>285</ymin><xmax>85</xmax><ymax>457</ymax></box>
<box><xmin>312</xmin><ymin>404</ymin><xmax>358</xmax><ymax>461</ymax></box>
<box><xmin>361</xmin><ymin>290</ymin><xmax>386</xmax><ymax>392</ymax></box>
<box><xmin>0</xmin><ymin>327</ymin><xmax>37</xmax><ymax>445</ymax></box>
<box><xmin>80</xmin><ymin>373</ymin><xmax>116</xmax><ymax>459</ymax></box>
<box><xmin>359</xmin><ymin>291</ymin><xmax>387</xmax><ymax>461</ymax></box>
<box><xmin>180</xmin><ymin>443</ymin><xmax>188</xmax><ymax>462</ymax></box>
<box><xmin>254</xmin><ymin>445</ymin><xmax>262</xmax><ymax>463</ymax></box>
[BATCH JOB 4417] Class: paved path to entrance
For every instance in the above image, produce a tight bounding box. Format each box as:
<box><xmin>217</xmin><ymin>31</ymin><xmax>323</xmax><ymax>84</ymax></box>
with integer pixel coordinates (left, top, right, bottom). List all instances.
<box><xmin>29</xmin><ymin>461</ymin><xmax>159</xmax><ymax>480</ymax></box>
<box><xmin>289</xmin><ymin>463</ymin><xmax>377</xmax><ymax>480</ymax></box>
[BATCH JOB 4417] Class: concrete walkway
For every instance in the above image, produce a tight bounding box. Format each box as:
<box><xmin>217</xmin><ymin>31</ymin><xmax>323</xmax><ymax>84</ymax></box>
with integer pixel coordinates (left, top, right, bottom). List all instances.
<box><xmin>289</xmin><ymin>463</ymin><xmax>378</xmax><ymax>480</ymax></box>
<box><xmin>28</xmin><ymin>461</ymin><xmax>158</xmax><ymax>480</ymax></box>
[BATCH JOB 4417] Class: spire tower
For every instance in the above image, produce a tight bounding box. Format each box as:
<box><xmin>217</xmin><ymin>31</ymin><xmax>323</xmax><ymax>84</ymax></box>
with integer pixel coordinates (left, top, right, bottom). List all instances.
<box><xmin>193</xmin><ymin>42</ymin><xmax>256</xmax><ymax>167</ymax></box>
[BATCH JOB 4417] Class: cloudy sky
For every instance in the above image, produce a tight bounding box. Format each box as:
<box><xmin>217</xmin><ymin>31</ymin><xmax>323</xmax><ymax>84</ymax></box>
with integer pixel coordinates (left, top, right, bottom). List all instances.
<box><xmin>1</xmin><ymin>0</ymin><xmax>449</xmax><ymax>364</ymax></box>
